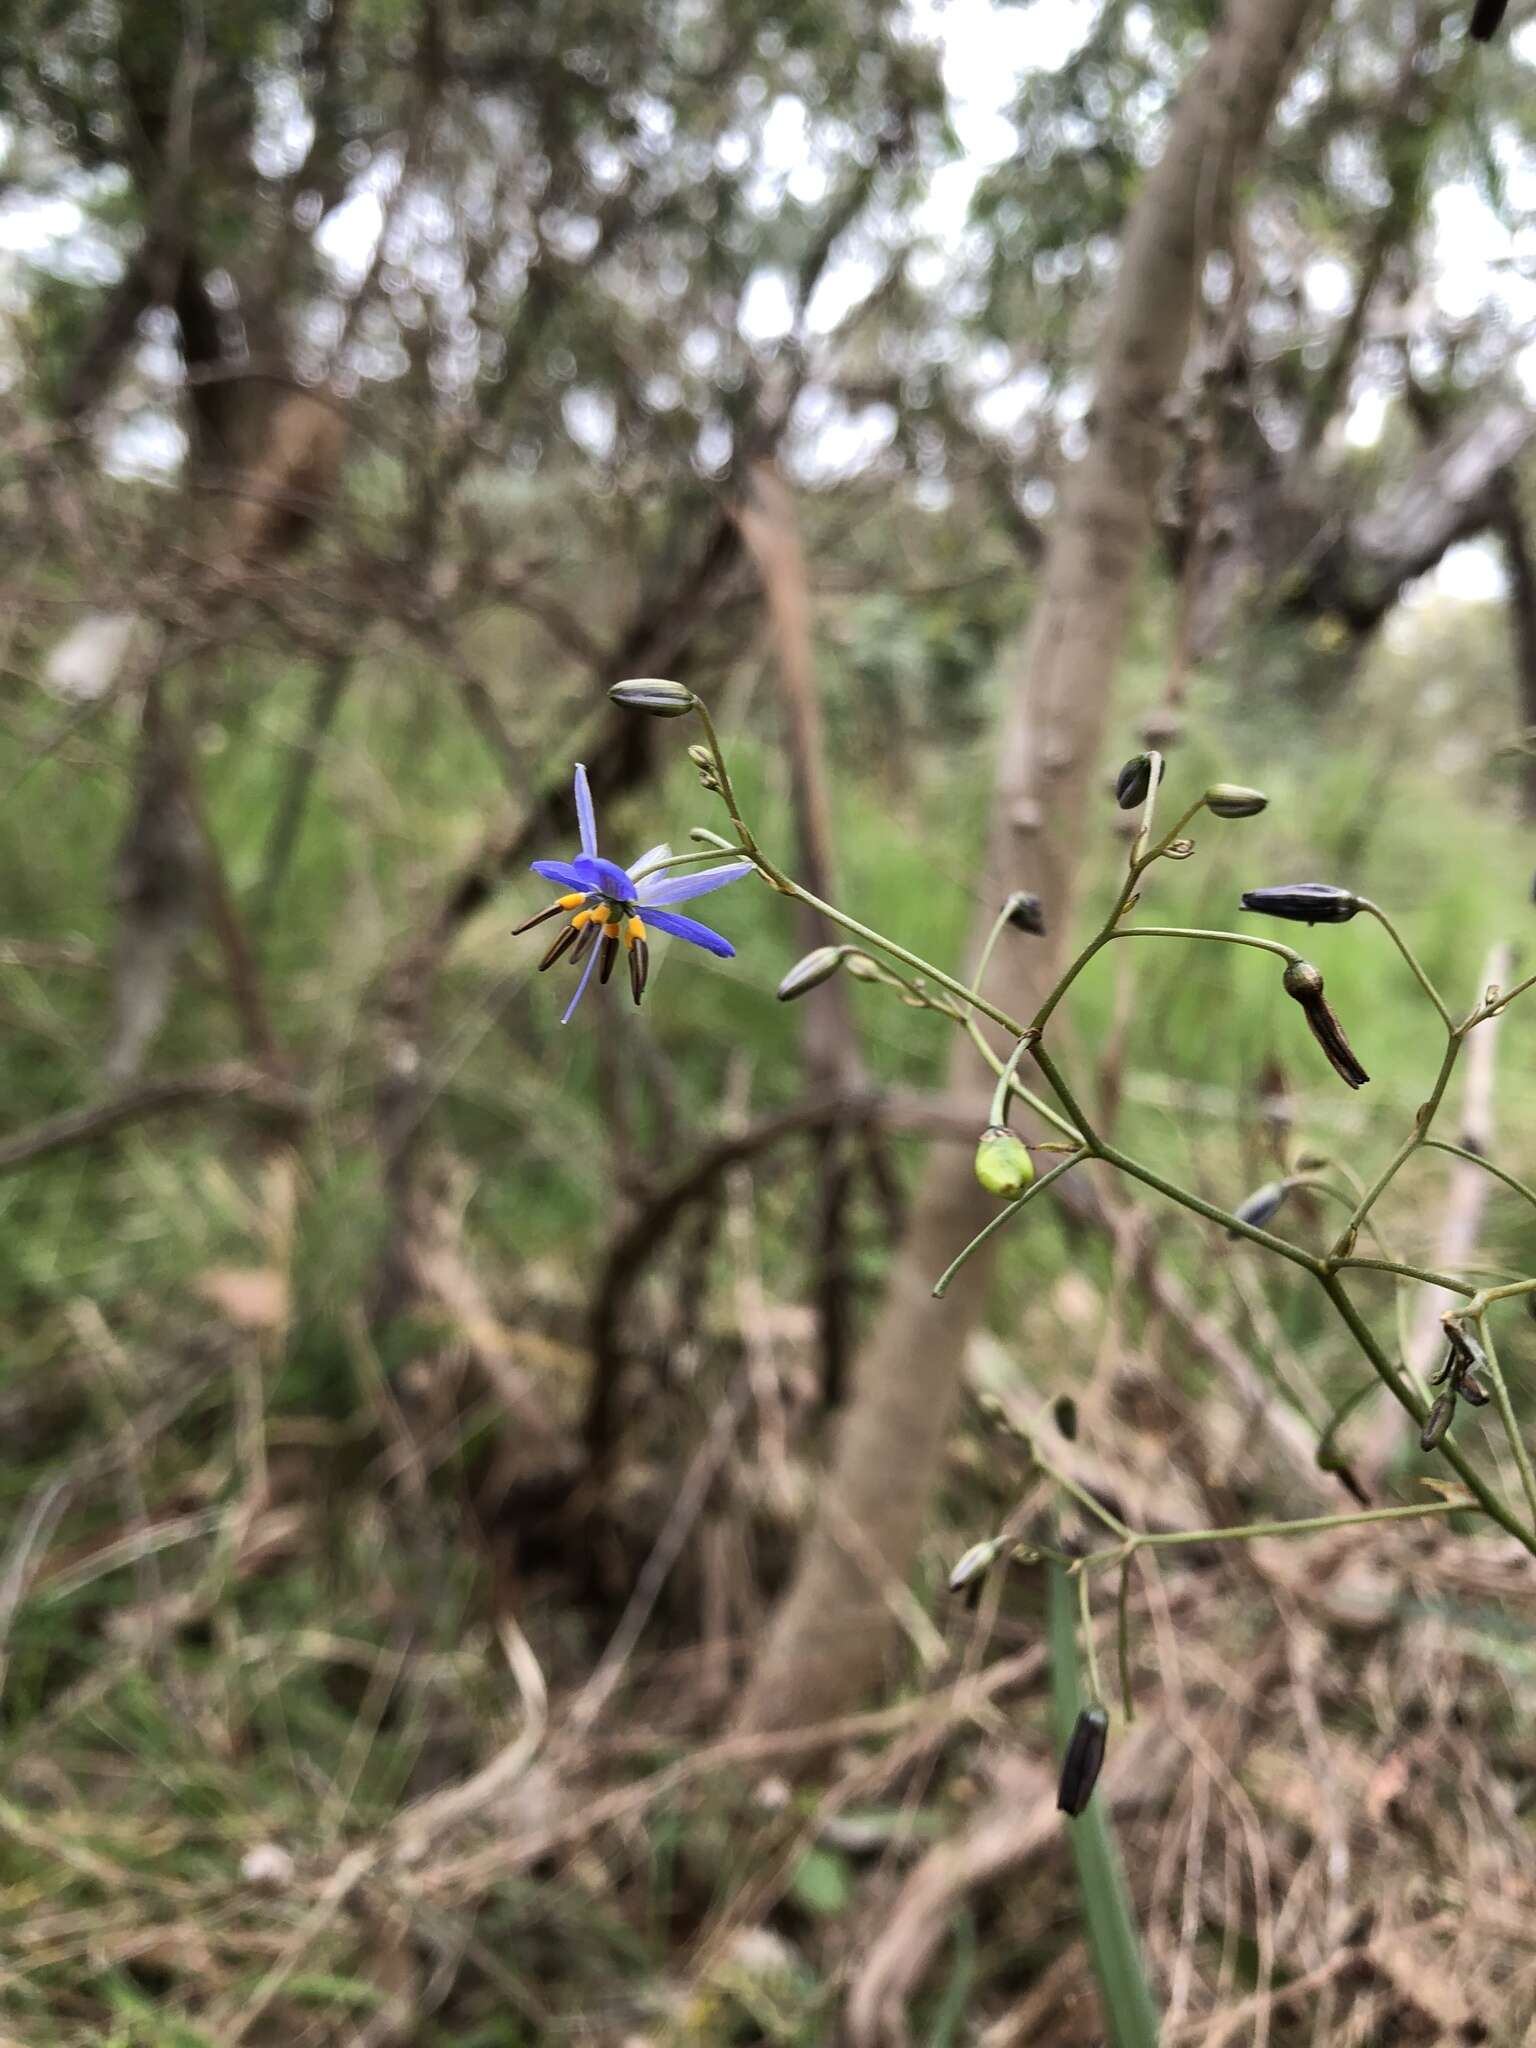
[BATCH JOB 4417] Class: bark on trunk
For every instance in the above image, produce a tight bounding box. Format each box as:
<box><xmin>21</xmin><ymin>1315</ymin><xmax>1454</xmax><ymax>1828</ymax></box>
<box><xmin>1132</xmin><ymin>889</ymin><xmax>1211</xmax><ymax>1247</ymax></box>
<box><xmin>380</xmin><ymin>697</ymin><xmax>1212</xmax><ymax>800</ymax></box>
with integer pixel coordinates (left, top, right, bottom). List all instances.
<box><xmin>733</xmin><ymin>0</ymin><xmax>1323</xmax><ymax>1740</ymax></box>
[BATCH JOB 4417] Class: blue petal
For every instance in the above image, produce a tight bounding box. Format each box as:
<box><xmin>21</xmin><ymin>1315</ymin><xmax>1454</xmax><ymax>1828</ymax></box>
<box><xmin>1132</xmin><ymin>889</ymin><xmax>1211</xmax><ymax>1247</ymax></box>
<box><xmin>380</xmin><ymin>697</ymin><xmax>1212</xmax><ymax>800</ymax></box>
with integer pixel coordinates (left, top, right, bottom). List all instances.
<box><xmin>573</xmin><ymin>853</ymin><xmax>638</xmax><ymax>898</ymax></box>
<box><xmin>635</xmin><ymin>861</ymin><xmax>754</xmax><ymax>907</ymax></box>
<box><xmin>531</xmin><ymin>859</ymin><xmax>590</xmax><ymax>891</ymax></box>
<box><xmin>642</xmin><ymin>906</ymin><xmax>736</xmax><ymax>958</ymax></box>
<box><xmin>574</xmin><ymin>762</ymin><xmax>597</xmax><ymax>860</ymax></box>
<box><xmin>560</xmin><ymin>937</ymin><xmax>602</xmax><ymax>1023</ymax></box>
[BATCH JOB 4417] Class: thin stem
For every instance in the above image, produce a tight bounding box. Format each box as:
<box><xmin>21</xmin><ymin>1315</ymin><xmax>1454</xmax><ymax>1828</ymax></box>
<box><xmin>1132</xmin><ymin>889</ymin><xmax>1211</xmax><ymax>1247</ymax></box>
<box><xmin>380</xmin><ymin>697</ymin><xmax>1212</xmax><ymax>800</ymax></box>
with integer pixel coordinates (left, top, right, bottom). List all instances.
<box><xmin>1109</xmin><ymin>926</ymin><xmax>1302</xmax><ymax>966</ymax></box>
<box><xmin>1080</xmin><ymin>1496</ymin><xmax>1480</xmax><ymax>1570</ymax></box>
<box><xmin>969</xmin><ymin>903</ymin><xmax>1016</xmax><ymax>1009</ymax></box>
<box><xmin>1076</xmin><ymin>1562</ymin><xmax>1106</xmax><ymax>1705</ymax></box>
<box><xmin>690</xmin><ymin>700</ymin><xmax>761</xmax><ymax>858</ymax></box>
<box><xmin>1116</xmin><ymin>1554</ymin><xmax>1135</xmax><ymax>1723</ymax></box>
<box><xmin>1423</xmin><ymin>1139</ymin><xmax>1536</xmax><ymax>1217</ymax></box>
<box><xmin>964</xmin><ymin>1018</ymin><xmax>1083</xmax><ymax>1143</ymax></box>
<box><xmin>989</xmin><ymin>1036</ymin><xmax>1035</xmax><ymax>1130</ymax></box>
<box><xmin>1332</xmin><ymin>1255</ymin><xmax>1476</xmax><ymax>1296</ymax></box>
<box><xmin>1470</xmin><ymin>1318</ymin><xmax>1536</xmax><ymax>1532</ymax></box>
<box><xmin>1326</xmin><ymin>1028</ymin><xmax>1465</xmax><ymax>1258</ymax></box>
<box><xmin>930</xmin><ymin>1151</ymin><xmax>1085</xmax><ymax>1298</ymax></box>
<box><xmin>1358</xmin><ymin>899</ymin><xmax>1454</xmax><ymax>1032</ymax></box>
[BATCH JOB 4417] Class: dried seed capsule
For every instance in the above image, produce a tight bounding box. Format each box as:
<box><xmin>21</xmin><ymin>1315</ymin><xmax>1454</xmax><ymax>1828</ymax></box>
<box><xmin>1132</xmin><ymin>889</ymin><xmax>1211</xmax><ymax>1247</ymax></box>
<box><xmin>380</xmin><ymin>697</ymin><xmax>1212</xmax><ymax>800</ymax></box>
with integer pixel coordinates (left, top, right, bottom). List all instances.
<box><xmin>608</xmin><ymin>677</ymin><xmax>698</xmax><ymax>717</ymax></box>
<box><xmin>776</xmin><ymin>947</ymin><xmax>847</xmax><ymax>1002</ymax></box>
<box><xmin>1114</xmin><ymin>754</ymin><xmax>1153</xmax><ymax>810</ymax></box>
<box><xmin>1241</xmin><ymin>883</ymin><xmax>1362</xmax><ymax>925</ymax></box>
<box><xmin>1456</xmin><ymin>1373</ymin><xmax>1492</xmax><ymax>1408</ymax></box>
<box><xmin>1204</xmin><ymin>784</ymin><xmax>1268</xmax><ymax>819</ymax></box>
<box><xmin>1227</xmin><ymin>1180</ymin><xmax>1288</xmax><ymax>1238</ymax></box>
<box><xmin>1057</xmin><ymin>1705</ymin><xmax>1110</xmax><ymax>1816</ymax></box>
<box><xmin>1420</xmin><ymin>1391</ymin><xmax>1457</xmax><ymax>1450</ymax></box>
<box><xmin>1005</xmin><ymin>890</ymin><xmax>1047</xmax><ymax>937</ymax></box>
<box><xmin>1444</xmin><ymin>1322</ymin><xmax>1486</xmax><ymax>1376</ymax></box>
<box><xmin>1282</xmin><ymin>960</ymin><xmax>1370</xmax><ymax>1090</ymax></box>
<box><xmin>974</xmin><ymin>1126</ymin><xmax>1035</xmax><ymax>1199</ymax></box>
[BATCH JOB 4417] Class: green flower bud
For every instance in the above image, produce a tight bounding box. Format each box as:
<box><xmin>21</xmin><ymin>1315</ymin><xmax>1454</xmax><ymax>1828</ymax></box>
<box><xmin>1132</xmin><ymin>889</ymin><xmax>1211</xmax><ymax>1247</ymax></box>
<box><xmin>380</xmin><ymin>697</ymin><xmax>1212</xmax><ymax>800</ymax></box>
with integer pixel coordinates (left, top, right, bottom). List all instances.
<box><xmin>775</xmin><ymin>947</ymin><xmax>847</xmax><ymax>1002</ymax></box>
<box><xmin>1114</xmin><ymin>754</ymin><xmax>1153</xmax><ymax>810</ymax></box>
<box><xmin>974</xmin><ymin>1125</ymin><xmax>1035</xmax><ymax>1199</ymax></box>
<box><xmin>608</xmin><ymin>677</ymin><xmax>698</xmax><ymax>717</ymax></box>
<box><xmin>1204</xmin><ymin>784</ymin><xmax>1268</xmax><ymax>819</ymax></box>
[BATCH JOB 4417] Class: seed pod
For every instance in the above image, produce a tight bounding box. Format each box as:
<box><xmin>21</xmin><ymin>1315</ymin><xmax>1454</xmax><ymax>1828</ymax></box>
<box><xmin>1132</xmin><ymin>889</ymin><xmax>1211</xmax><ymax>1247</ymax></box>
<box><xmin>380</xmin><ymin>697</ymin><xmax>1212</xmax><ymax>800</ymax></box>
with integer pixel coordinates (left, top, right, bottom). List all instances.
<box><xmin>1053</xmin><ymin>1394</ymin><xmax>1078</xmax><ymax>1441</ymax></box>
<box><xmin>776</xmin><ymin>947</ymin><xmax>847</xmax><ymax>1002</ymax></box>
<box><xmin>1282</xmin><ymin>960</ymin><xmax>1370</xmax><ymax>1090</ymax></box>
<box><xmin>1057</xmin><ymin>1705</ymin><xmax>1110</xmax><ymax>1816</ymax></box>
<box><xmin>1005</xmin><ymin>890</ymin><xmax>1047</xmax><ymax>937</ymax></box>
<box><xmin>1227</xmin><ymin>1180</ymin><xmax>1288</xmax><ymax>1238</ymax></box>
<box><xmin>974</xmin><ymin>1125</ymin><xmax>1035</xmax><ymax>1199</ymax></box>
<box><xmin>1457</xmin><ymin>1372</ymin><xmax>1492</xmax><ymax>1408</ymax></box>
<box><xmin>1114</xmin><ymin>754</ymin><xmax>1153</xmax><ymax>810</ymax></box>
<box><xmin>947</xmin><ymin>1538</ymin><xmax>1004</xmax><ymax>1595</ymax></box>
<box><xmin>608</xmin><ymin>677</ymin><xmax>698</xmax><ymax>717</ymax></box>
<box><xmin>1241</xmin><ymin>883</ymin><xmax>1362</xmax><ymax>925</ymax></box>
<box><xmin>1420</xmin><ymin>1391</ymin><xmax>1456</xmax><ymax>1450</ymax></box>
<box><xmin>1205</xmin><ymin>784</ymin><xmax>1268</xmax><ymax>820</ymax></box>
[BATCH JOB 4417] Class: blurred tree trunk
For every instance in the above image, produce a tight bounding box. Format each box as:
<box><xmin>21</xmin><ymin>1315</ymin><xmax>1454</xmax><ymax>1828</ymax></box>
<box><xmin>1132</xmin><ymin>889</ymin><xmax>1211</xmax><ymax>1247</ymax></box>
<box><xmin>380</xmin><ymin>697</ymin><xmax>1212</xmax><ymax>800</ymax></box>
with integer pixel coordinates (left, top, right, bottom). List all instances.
<box><xmin>1491</xmin><ymin>473</ymin><xmax>1536</xmax><ymax>819</ymax></box>
<box><xmin>734</xmin><ymin>0</ymin><xmax>1323</xmax><ymax>1740</ymax></box>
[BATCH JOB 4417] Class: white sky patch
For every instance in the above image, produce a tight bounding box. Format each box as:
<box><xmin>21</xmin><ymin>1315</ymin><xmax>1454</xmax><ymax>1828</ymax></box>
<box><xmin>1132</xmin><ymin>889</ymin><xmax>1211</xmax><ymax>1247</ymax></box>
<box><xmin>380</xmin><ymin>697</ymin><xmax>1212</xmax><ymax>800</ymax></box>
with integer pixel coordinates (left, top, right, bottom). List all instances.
<box><xmin>1344</xmin><ymin>386</ymin><xmax>1387</xmax><ymax>448</ymax></box>
<box><xmin>1432</xmin><ymin>183</ymin><xmax>1514</xmax><ymax>322</ymax></box>
<box><xmin>0</xmin><ymin>196</ymin><xmax>82</xmax><ymax>253</ymax></box>
<box><xmin>739</xmin><ymin>267</ymin><xmax>795</xmax><ymax>343</ymax></box>
<box><xmin>1304</xmin><ymin>257</ymin><xmax>1352</xmax><ymax>319</ymax></box>
<box><xmin>1412</xmin><ymin>537</ymin><xmax>1508</xmax><ymax>607</ymax></box>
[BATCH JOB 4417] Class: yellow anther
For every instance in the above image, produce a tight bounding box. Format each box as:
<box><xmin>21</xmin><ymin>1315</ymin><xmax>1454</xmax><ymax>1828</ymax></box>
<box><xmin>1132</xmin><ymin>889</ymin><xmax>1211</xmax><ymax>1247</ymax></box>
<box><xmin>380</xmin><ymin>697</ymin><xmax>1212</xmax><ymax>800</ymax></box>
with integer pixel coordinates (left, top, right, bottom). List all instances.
<box><xmin>625</xmin><ymin>916</ymin><xmax>647</xmax><ymax>948</ymax></box>
<box><xmin>588</xmin><ymin>902</ymin><xmax>612</xmax><ymax>925</ymax></box>
<box><xmin>557</xmin><ymin>892</ymin><xmax>584</xmax><ymax>910</ymax></box>
<box><xmin>571</xmin><ymin>909</ymin><xmax>592</xmax><ymax>930</ymax></box>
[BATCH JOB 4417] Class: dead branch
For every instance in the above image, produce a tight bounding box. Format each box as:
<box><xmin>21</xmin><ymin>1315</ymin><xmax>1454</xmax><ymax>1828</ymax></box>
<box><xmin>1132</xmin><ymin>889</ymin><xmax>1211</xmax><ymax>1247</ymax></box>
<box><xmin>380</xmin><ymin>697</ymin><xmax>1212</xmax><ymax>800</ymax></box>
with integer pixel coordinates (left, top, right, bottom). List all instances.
<box><xmin>0</xmin><ymin>1062</ymin><xmax>308</xmax><ymax>1179</ymax></box>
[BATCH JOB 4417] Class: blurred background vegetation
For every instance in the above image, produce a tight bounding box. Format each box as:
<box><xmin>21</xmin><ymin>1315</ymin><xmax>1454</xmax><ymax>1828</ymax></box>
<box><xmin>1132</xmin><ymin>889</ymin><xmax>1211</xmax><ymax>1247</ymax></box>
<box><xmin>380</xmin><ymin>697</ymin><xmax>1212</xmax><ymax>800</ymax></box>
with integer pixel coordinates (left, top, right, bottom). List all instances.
<box><xmin>4</xmin><ymin>0</ymin><xmax>1536</xmax><ymax>2040</ymax></box>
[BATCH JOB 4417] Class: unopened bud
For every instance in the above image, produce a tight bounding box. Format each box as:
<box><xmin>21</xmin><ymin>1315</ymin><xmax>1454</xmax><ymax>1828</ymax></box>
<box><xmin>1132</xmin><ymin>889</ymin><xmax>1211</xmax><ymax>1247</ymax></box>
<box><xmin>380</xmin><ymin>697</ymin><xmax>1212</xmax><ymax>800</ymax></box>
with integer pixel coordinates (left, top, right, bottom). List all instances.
<box><xmin>1204</xmin><ymin>784</ymin><xmax>1268</xmax><ymax>819</ymax></box>
<box><xmin>1057</xmin><ymin>1705</ymin><xmax>1110</xmax><ymax>1817</ymax></box>
<box><xmin>947</xmin><ymin>1537</ymin><xmax>1005</xmax><ymax>1595</ymax></box>
<box><xmin>1457</xmin><ymin>1372</ymin><xmax>1491</xmax><ymax>1408</ymax></box>
<box><xmin>1227</xmin><ymin>1180</ymin><xmax>1288</xmax><ymax>1238</ymax></box>
<box><xmin>1114</xmin><ymin>754</ymin><xmax>1153</xmax><ymax>810</ymax></box>
<box><xmin>974</xmin><ymin>1125</ymin><xmax>1035</xmax><ymax>1199</ymax></box>
<box><xmin>1053</xmin><ymin>1394</ymin><xmax>1078</xmax><ymax>1440</ymax></box>
<box><xmin>609</xmin><ymin>677</ymin><xmax>698</xmax><ymax>717</ymax></box>
<box><xmin>776</xmin><ymin>946</ymin><xmax>847</xmax><ymax>1002</ymax></box>
<box><xmin>1004</xmin><ymin>891</ymin><xmax>1047</xmax><ymax>937</ymax></box>
<box><xmin>1242</xmin><ymin>883</ymin><xmax>1362</xmax><ymax>925</ymax></box>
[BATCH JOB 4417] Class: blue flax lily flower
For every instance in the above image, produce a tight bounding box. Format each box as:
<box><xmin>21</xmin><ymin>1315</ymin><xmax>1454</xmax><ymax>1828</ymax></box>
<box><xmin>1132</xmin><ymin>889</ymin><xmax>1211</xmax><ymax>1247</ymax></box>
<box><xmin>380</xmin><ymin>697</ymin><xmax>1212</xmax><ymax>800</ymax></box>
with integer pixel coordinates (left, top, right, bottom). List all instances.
<box><xmin>515</xmin><ymin>762</ymin><xmax>753</xmax><ymax>1021</ymax></box>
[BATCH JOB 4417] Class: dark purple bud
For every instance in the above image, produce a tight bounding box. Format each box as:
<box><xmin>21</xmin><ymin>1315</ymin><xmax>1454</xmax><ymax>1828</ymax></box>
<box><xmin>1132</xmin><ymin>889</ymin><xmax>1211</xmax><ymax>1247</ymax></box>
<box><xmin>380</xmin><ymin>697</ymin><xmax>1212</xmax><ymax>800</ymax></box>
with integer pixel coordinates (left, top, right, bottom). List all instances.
<box><xmin>1057</xmin><ymin>1705</ymin><xmax>1110</xmax><ymax>1816</ymax></box>
<box><xmin>1420</xmin><ymin>1391</ymin><xmax>1457</xmax><ymax>1450</ymax></box>
<box><xmin>1053</xmin><ymin>1394</ymin><xmax>1078</xmax><ymax>1441</ymax></box>
<box><xmin>1241</xmin><ymin>884</ymin><xmax>1362</xmax><ymax>926</ymax></box>
<box><xmin>1282</xmin><ymin>961</ymin><xmax>1370</xmax><ymax>1090</ymax></box>
<box><xmin>1227</xmin><ymin>1180</ymin><xmax>1288</xmax><ymax>1238</ymax></box>
<box><xmin>1457</xmin><ymin>1373</ymin><xmax>1491</xmax><ymax>1408</ymax></box>
<box><xmin>1005</xmin><ymin>891</ymin><xmax>1047</xmax><ymax>937</ymax></box>
<box><xmin>1114</xmin><ymin>754</ymin><xmax>1153</xmax><ymax>810</ymax></box>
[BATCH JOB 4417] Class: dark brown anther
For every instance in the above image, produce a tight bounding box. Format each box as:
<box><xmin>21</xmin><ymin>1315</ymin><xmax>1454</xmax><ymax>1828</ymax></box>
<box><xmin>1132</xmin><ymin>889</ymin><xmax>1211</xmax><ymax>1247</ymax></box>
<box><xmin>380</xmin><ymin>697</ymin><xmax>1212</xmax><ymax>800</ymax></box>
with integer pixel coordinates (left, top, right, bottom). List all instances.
<box><xmin>1281</xmin><ymin>960</ymin><xmax>1370</xmax><ymax>1089</ymax></box>
<box><xmin>600</xmin><ymin>932</ymin><xmax>620</xmax><ymax>985</ymax></box>
<box><xmin>1420</xmin><ymin>1390</ymin><xmax>1456</xmax><ymax>1451</ymax></box>
<box><xmin>1057</xmin><ymin>1704</ymin><xmax>1110</xmax><ymax>1816</ymax></box>
<box><xmin>571</xmin><ymin>921</ymin><xmax>599</xmax><ymax>965</ymax></box>
<box><xmin>539</xmin><ymin>922</ymin><xmax>580</xmax><ymax>971</ymax></box>
<box><xmin>629</xmin><ymin>937</ymin><xmax>649</xmax><ymax>1006</ymax></box>
<box><xmin>512</xmin><ymin>899</ymin><xmax>570</xmax><ymax>936</ymax></box>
